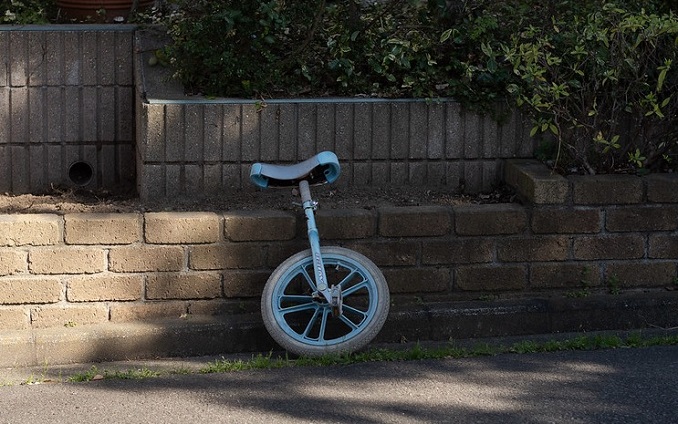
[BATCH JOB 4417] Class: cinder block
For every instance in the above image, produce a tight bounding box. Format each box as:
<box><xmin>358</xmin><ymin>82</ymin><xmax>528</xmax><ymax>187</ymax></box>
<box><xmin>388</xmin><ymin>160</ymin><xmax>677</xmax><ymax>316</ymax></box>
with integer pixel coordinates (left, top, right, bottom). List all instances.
<box><xmin>184</xmin><ymin>104</ymin><xmax>204</xmax><ymax>162</ymax></box>
<box><xmin>316</xmin><ymin>209</ymin><xmax>376</xmax><ymax>240</ymax></box>
<box><xmin>463</xmin><ymin>111</ymin><xmax>481</xmax><ymax>159</ymax></box>
<box><xmin>164</xmin><ymin>104</ymin><xmax>185</xmax><ymax>162</ymax></box>
<box><xmin>259</xmin><ymin>105</ymin><xmax>280</xmax><ymax>161</ymax></box>
<box><xmin>30</xmin><ymin>304</ymin><xmax>108</xmax><ymax>329</ymax></box>
<box><xmin>9</xmin><ymin>31</ymin><xmax>28</xmax><ymax>87</ymax></box>
<box><xmin>223</xmin><ymin>270</ymin><xmax>269</xmax><ymax>297</ymax></box>
<box><xmin>345</xmin><ymin>240</ymin><xmax>419</xmax><ymax>267</ymax></box>
<box><xmin>354</xmin><ymin>103</ymin><xmax>372</xmax><ymax>160</ymax></box>
<box><xmin>571</xmin><ymin>174</ymin><xmax>643</xmax><ymax>205</ymax></box>
<box><xmin>65</xmin><ymin>213</ymin><xmax>142</xmax><ymax>245</ymax></box>
<box><xmin>28</xmin><ymin>87</ymin><xmax>45</xmax><ymax>143</ymax></box>
<box><xmin>390</xmin><ymin>103</ymin><xmax>409</xmax><ymax>159</ymax></box>
<box><xmin>114</xmin><ymin>30</ymin><xmax>134</xmax><ymax>85</ymax></box>
<box><xmin>146</xmin><ymin>272</ymin><xmax>222</xmax><ymax>300</ymax></box>
<box><xmin>223</xmin><ymin>210</ymin><xmax>296</xmax><ymax>242</ymax></box>
<box><xmin>297</xmin><ymin>103</ymin><xmax>315</xmax><ymax>159</ymax></box>
<box><xmin>497</xmin><ymin>236</ymin><xmax>569</xmax><ymax>262</ymax></box>
<box><xmin>606</xmin><ymin>206</ymin><xmax>678</xmax><ymax>232</ymax></box>
<box><xmin>334</xmin><ymin>103</ymin><xmax>352</xmax><ymax>160</ymax></box>
<box><xmin>0</xmin><ymin>249</ymin><xmax>26</xmax><ymax>276</ymax></box>
<box><xmin>445</xmin><ymin>102</ymin><xmax>463</xmax><ymax>158</ymax></box>
<box><xmin>67</xmin><ymin>274</ymin><xmax>143</xmax><ymax>302</ymax></box>
<box><xmin>383</xmin><ymin>267</ymin><xmax>449</xmax><ymax>293</ymax></box>
<box><xmin>109</xmin><ymin>245</ymin><xmax>184</xmax><ymax>272</ymax></box>
<box><xmin>165</xmin><ymin>164</ymin><xmax>182</xmax><ymax>195</ymax></box>
<box><xmin>649</xmin><ymin>234</ymin><xmax>678</xmax><ymax>259</ymax></box>
<box><xmin>222</xmin><ymin>104</ymin><xmax>242</xmax><ymax>160</ymax></box>
<box><xmin>81</xmin><ymin>32</ymin><xmax>97</xmax><ymax>85</ymax></box>
<box><xmin>532</xmin><ymin>207</ymin><xmax>601</xmax><ymax>234</ymax></box>
<box><xmin>0</xmin><ymin>214</ymin><xmax>62</xmax><ymax>246</ymax></box>
<box><xmin>505</xmin><ymin>159</ymin><xmax>569</xmax><ymax>204</ymax></box>
<box><xmin>482</xmin><ymin>114</ymin><xmax>499</xmax><ymax>158</ymax></box>
<box><xmin>462</xmin><ymin>160</ymin><xmax>482</xmax><ymax>193</ymax></box>
<box><xmin>63</xmin><ymin>31</ymin><xmax>82</xmax><ymax>86</ymax></box>
<box><xmin>454</xmin><ymin>203</ymin><xmax>527</xmax><ymax>236</ymax></box>
<box><xmin>427</xmin><ymin>102</ymin><xmax>444</xmax><ymax>159</ymax></box>
<box><xmin>409</xmin><ymin>102</ymin><xmax>427</xmax><ymax>159</ymax></box>
<box><xmin>45</xmin><ymin>32</ymin><xmax>64</xmax><ymax>86</ymax></box>
<box><xmin>203</xmin><ymin>105</ymin><xmax>223</xmax><ymax>162</ymax></box>
<box><xmin>29</xmin><ymin>247</ymin><xmax>106</xmax><ymax>274</ymax></box>
<box><xmin>455</xmin><ymin>265</ymin><xmax>526</xmax><ymax>291</ymax></box>
<box><xmin>422</xmin><ymin>239</ymin><xmax>494</xmax><ymax>265</ymax></box>
<box><xmin>0</xmin><ymin>277</ymin><xmax>62</xmax><ymax>304</ymax></box>
<box><xmin>379</xmin><ymin>206</ymin><xmax>451</xmax><ymax>237</ymax></box>
<box><xmin>265</xmin><ymin>241</ymin><xmax>310</xmax><ymax>268</ymax></box>
<box><xmin>29</xmin><ymin>144</ymin><xmax>45</xmax><ymax>191</ymax></box>
<box><xmin>243</xmin><ymin>104</ymin><xmax>262</xmax><ymax>161</ymax></box>
<box><xmin>605</xmin><ymin>262</ymin><xmax>677</xmax><ymax>288</ymax></box>
<box><xmin>353</xmin><ymin>162</ymin><xmax>371</xmax><ymax>185</ymax></box>
<box><xmin>372</xmin><ymin>102</ymin><xmax>390</xmax><ymax>159</ymax></box>
<box><xmin>116</xmin><ymin>86</ymin><xmax>135</xmax><ymax>141</ymax></box>
<box><xmin>0</xmin><ymin>32</ymin><xmax>7</xmax><ymax>86</ymax></box>
<box><xmin>408</xmin><ymin>162</ymin><xmax>427</xmax><ymax>185</ymax></box>
<box><xmin>184</xmin><ymin>164</ymin><xmax>203</xmax><ymax>194</ymax></box>
<box><xmin>96</xmin><ymin>31</ymin><xmax>116</xmax><ymax>85</ymax></box>
<box><xmin>142</xmin><ymin>103</ymin><xmax>167</xmax><ymax>161</ymax></box>
<box><xmin>646</xmin><ymin>174</ymin><xmax>678</xmax><ymax>203</ymax></box>
<box><xmin>189</xmin><ymin>243</ymin><xmax>265</xmax><ymax>270</ymax></box>
<box><xmin>573</xmin><ymin>235</ymin><xmax>644</xmax><ymax>260</ymax></box>
<box><xmin>0</xmin><ymin>307</ymin><xmax>29</xmax><ymax>330</ymax></box>
<box><xmin>0</xmin><ymin>147</ymin><xmax>9</xmax><ymax>192</ymax></box>
<box><xmin>530</xmin><ymin>263</ymin><xmax>601</xmax><ymax>289</ymax></box>
<box><xmin>145</xmin><ymin>212</ymin><xmax>220</xmax><ymax>244</ymax></box>
<box><xmin>11</xmin><ymin>145</ymin><xmax>29</xmax><ymax>193</ymax></box>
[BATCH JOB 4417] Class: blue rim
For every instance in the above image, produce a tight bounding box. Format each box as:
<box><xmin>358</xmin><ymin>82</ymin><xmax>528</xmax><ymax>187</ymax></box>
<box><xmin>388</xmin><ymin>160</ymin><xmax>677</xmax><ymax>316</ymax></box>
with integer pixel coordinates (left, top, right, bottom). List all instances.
<box><xmin>270</xmin><ymin>253</ymin><xmax>379</xmax><ymax>347</ymax></box>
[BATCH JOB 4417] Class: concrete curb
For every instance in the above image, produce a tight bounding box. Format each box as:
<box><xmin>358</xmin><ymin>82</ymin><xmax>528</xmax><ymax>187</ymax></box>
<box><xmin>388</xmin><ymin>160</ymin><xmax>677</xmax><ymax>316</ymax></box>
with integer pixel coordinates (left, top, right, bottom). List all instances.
<box><xmin>2</xmin><ymin>291</ymin><xmax>676</xmax><ymax>370</ymax></box>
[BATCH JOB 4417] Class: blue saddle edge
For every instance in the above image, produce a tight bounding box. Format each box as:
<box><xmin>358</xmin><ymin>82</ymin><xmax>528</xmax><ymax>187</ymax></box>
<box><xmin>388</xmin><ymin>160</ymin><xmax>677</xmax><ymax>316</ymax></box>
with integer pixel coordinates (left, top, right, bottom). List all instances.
<box><xmin>250</xmin><ymin>151</ymin><xmax>341</xmax><ymax>189</ymax></box>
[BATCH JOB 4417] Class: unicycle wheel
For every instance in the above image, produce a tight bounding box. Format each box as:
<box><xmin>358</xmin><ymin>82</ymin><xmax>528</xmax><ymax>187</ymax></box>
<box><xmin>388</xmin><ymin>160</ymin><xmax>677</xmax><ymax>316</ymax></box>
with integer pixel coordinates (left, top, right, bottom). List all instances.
<box><xmin>261</xmin><ymin>246</ymin><xmax>390</xmax><ymax>357</ymax></box>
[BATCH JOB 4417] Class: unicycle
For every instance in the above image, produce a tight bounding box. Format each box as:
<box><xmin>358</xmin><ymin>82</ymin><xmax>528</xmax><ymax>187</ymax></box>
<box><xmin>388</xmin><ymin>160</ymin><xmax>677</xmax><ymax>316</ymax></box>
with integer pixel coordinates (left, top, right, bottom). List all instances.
<box><xmin>250</xmin><ymin>151</ymin><xmax>390</xmax><ymax>357</ymax></box>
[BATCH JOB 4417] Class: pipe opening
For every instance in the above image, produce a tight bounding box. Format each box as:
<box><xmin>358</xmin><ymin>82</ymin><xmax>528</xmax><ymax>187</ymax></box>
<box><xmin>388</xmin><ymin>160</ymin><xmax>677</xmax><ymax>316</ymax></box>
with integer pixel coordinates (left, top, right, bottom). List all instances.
<box><xmin>68</xmin><ymin>161</ymin><xmax>94</xmax><ymax>186</ymax></box>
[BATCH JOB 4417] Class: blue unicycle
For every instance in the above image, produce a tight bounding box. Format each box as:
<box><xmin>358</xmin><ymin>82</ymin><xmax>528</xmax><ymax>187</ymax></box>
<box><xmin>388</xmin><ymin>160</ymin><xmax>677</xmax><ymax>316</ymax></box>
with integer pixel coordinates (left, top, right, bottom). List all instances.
<box><xmin>250</xmin><ymin>152</ymin><xmax>390</xmax><ymax>357</ymax></box>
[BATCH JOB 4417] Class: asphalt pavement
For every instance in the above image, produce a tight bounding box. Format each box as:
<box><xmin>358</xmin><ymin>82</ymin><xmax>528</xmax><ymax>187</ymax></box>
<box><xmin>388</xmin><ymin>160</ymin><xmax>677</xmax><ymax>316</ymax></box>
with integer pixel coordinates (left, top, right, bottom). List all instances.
<box><xmin>1</xmin><ymin>344</ymin><xmax>676</xmax><ymax>424</ymax></box>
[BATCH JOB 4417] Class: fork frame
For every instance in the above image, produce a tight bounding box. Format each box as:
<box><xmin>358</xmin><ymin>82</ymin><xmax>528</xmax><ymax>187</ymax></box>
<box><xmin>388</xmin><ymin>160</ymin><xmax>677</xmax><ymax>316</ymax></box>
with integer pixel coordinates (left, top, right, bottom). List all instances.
<box><xmin>298</xmin><ymin>180</ymin><xmax>338</xmax><ymax>308</ymax></box>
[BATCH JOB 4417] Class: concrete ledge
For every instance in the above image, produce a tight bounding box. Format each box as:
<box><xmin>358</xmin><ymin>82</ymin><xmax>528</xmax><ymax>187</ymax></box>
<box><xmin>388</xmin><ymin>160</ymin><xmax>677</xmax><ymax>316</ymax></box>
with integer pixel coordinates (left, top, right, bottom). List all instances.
<box><xmin>2</xmin><ymin>291</ymin><xmax>676</xmax><ymax>368</ymax></box>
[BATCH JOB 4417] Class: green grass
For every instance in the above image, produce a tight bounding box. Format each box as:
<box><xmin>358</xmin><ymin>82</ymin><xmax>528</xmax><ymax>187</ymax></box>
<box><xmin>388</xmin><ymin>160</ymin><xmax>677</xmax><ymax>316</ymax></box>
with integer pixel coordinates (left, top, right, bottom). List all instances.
<box><xmin>63</xmin><ymin>332</ymin><xmax>678</xmax><ymax>383</ymax></box>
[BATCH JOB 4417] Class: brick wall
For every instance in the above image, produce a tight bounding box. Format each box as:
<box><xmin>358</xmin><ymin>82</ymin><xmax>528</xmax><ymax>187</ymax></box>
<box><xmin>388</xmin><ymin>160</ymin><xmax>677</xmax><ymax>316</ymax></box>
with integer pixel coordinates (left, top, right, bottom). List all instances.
<box><xmin>1</xmin><ymin>161</ymin><xmax>677</xmax><ymax>331</ymax></box>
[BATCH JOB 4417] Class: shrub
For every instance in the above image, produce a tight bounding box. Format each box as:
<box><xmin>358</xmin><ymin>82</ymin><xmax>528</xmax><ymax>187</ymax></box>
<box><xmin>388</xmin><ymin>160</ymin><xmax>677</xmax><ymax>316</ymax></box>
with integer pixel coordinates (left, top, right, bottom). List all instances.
<box><xmin>159</xmin><ymin>0</ymin><xmax>515</xmax><ymax>107</ymax></box>
<box><xmin>501</xmin><ymin>2</ymin><xmax>678</xmax><ymax>174</ymax></box>
<box><xmin>1</xmin><ymin>0</ymin><xmax>53</xmax><ymax>23</ymax></box>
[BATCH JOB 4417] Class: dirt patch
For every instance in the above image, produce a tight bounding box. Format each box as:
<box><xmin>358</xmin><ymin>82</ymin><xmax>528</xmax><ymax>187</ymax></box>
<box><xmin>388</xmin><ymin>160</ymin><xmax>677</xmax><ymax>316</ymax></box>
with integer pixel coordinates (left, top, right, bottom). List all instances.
<box><xmin>0</xmin><ymin>185</ymin><xmax>516</xmax><ymax>215</ymax></box>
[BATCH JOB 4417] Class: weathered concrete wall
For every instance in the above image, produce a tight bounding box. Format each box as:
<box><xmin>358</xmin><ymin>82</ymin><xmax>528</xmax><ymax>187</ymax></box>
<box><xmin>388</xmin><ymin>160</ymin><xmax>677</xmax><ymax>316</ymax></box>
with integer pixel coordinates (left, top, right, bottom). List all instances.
<box><xmin>0</xmin><ymin>25</ymin><xmax>136</xmax><ymax>194</ymax></box>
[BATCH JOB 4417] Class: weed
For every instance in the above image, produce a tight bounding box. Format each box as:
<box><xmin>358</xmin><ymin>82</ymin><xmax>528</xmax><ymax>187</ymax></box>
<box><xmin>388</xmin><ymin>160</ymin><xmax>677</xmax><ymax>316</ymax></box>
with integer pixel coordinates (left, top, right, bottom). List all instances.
<box><xmin>607</xmin><ymin>274</ymin><xmax>621</xmax><ymax>295</ymax></box>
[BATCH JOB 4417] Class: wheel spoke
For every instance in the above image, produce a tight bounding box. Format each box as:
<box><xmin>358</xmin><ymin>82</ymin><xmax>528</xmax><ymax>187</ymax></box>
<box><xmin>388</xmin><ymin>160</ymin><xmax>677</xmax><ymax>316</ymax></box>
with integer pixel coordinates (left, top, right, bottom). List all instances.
<box><xmin>302</xmin><ymin>308</ymin><xmax>323</xmax><ymax>339</ymax></box>
<box><xmin>316</xmin><ymin>308</ymin><xmax>331</xmax><ymax>342</ymax></box>
<box><xmin>300</xmin><ymin>266</ymin><xmax>317</xmax><ymax>291</ymax></box>
<box><xmin>279</xmin><ymin>300</ymin><xmax>316</xmax><ymax>315</ymax></box>
<box><xmin>340</xmin><ymin>304</ymin><xmax>368</xmax><ymax>327</ymax></box>
<box><xmin>342</xmin><ymin>278</ymin><xmax>369</xmax><ymax>297</ymax></box>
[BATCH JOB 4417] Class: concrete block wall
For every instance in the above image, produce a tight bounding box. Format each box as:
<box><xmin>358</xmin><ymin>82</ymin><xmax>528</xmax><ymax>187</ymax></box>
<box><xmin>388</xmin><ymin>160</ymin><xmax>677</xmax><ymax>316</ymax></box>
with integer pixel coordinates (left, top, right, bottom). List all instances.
<box><xmin>136</xmin><ymin>99</ymin><xmax>534</xmax><ymax>201</ymax></box>
<box><xmin>1</xmin><ymin>162</ymin><xmax>677</xmax><ymax>332</ymax></box>
<box><xmin>0</xmin><ymin>25</ymin><xmax>137</xmax><ymax>194</ymax></box>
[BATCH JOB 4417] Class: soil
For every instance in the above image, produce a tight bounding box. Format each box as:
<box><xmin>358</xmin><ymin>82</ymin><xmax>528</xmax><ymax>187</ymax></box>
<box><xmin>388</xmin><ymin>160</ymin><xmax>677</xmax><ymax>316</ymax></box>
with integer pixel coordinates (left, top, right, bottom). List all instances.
<box><xmin>0</xmin><ymin>185</ymin><xmax>516</xmax><ymax>215</ymax></box>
